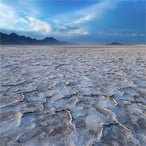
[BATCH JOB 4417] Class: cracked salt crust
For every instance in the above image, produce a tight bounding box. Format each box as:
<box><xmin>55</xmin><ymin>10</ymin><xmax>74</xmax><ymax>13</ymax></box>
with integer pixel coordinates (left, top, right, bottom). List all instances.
<box><xmin>0</xmin><ymin>45</ymin><xmax>146</xmax><ymax>146</ymax></box>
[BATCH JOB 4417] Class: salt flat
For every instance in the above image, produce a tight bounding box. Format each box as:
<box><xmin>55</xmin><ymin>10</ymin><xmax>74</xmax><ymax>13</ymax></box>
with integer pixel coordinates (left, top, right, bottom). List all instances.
<box><xmin>0</xmin><ymin>45</ymin><xmax>146</xmax><ymax>146</ymax></box>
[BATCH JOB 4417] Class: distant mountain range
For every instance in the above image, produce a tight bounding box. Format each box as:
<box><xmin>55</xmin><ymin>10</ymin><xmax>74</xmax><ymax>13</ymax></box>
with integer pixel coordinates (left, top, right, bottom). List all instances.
<box><xmin>0</xmin><ymin>32</ymin><xmax>124</xmax><ymax>45</ymax></box>
<box><xmin>0</xmin><ymin>32</ymin><xmax>67</xmax><ymax>45</ymax></box>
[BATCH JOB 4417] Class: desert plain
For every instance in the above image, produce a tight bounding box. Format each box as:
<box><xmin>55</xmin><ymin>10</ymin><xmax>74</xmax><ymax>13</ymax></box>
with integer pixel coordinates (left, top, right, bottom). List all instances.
<box><xmin>0</xmin><ymin>45</ymin><xmax>146</xmax><ymax>146</ymax></box>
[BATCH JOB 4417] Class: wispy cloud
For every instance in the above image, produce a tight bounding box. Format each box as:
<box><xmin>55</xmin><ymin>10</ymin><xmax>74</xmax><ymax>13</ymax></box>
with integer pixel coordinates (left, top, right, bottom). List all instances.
<box><xmin>53</xmin><ymin>0</ymin><xmax>118</xmax><ymax>36</ymax></box>
<box><xmin>55</xmin><ymin>0</ymin><xmax>118</xmax><ymax>26</ymax></box>
<box><xmin>0</xmin><ymin>1</ymin><xmax>52</xmax><ymax>34</ymax></box>
<box><xmin>72</xmin><ymin>0</ymin><xmax>117</xmax><ymax>24</ymax></box>
<box><xmin>27</xmin><ymin>17</ymin><xmax>52</xmax><ymax>34</ymax></box>
<box><xmin>0</xmin><ymin>2</ymin><xmax>27</xmax><ymax>29</ymax></box>
<box><xmin>0</xmin><ymin>0</ymin><xmax>120</xmax><ymax>35</ymax></box>
<box><xmin>95</xmin><ymin>31</ymin><xmax>145</xmax><ymax>37</ymax></box>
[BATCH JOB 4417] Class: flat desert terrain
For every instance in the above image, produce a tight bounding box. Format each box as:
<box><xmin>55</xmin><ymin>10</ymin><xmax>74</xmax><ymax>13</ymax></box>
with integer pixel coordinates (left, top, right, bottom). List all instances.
<box><xmin>0</xmin><ymin>45</ymin><xmax>146</xmax><ymax>146</ymax></box>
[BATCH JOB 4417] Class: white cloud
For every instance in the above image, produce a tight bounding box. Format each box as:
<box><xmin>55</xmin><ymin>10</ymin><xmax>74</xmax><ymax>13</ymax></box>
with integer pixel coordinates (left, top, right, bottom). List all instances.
<box><xmin>69</xmin><ymin>28</ymin><xmax>89</xmax><ymax>35</ymax></box>
<box><xmin>0</xmin><ymin>3</ymin><xmax>26</xmax><ymax>29</ymax></box>
<box><xmin>65</xmin><ymin>28</ymin><xmax>89</xmax><ymax>36</ymax></box>
<box><xmin>0</xmin><ymin>1</ymin><xmax>52</xmax><ymax>34</ymax></box>
<box><xmin>96</xmin><ymin>32</ymin><xmax>145</xmax><ymax>37</ymax></box>
<box><xmin>73</xmin><ymin>0</ymin><xmax>116</xmax><ymax>24</ymax></box>
<box><xmin>73</xmin><ymin>15</ymin><xmax>93</xmax><ymax>25</ymax></box>
<box><xmin>52</xmin><ymin>0</ymin><xmax>119</xmax><ymax>36</ymax></box>
<box><xmin>0</xmin><ymin>0</ymin><xmax>126</xmax><ymax>37</ymax></box>
<box><xmin>49</xmin><ymin>0</ymin><xmax>118</xmax><ymax>37</ymax></box>
<box><xmin>16</xmin><ymin>0</ymin><xmax>39</xmax><ymax>16</ymax></box>
<box><xmin>27</xmin><ymin>17</ymin><xmax>52</xmax><ymax>34</ymax></box>
<box><xmin>127</xmin><ymin>33</ymin><xmax>145</xmax><ymax>37</ymax></box>
<box><xmin>56</xmin><ymin>0</ymin><xmax>118</xmax><ymax>26</ymax></box>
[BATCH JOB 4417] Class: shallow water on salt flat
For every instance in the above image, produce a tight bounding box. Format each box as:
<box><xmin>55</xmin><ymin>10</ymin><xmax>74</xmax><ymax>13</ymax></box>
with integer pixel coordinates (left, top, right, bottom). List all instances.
<box><xmin>0</xmin><ymin>45</ymin><xmax>146</xmax><ymax>146</ymax></box>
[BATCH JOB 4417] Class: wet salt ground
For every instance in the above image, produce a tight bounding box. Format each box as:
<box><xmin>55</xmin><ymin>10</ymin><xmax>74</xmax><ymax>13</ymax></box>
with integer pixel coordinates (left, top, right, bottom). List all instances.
<box><xmin>0</xmin><ymin>45</ymin><xmax>146</xmax><ymax>146</ymax></box>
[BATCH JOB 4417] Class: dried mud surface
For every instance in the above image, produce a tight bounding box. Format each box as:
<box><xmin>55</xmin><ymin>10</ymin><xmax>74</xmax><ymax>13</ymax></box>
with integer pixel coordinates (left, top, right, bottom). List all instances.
<box><xmin>0</xmin><ymin>45</ymin><xmax>146</xmax><ymax>146</ymax></box>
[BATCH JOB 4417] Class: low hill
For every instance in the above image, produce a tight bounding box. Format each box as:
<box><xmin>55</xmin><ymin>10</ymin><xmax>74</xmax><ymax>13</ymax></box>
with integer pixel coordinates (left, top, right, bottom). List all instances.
<box><xmin>109</xmin><ymin>42</ymin><xmax>123</xmax><ymax>45</ymax></box>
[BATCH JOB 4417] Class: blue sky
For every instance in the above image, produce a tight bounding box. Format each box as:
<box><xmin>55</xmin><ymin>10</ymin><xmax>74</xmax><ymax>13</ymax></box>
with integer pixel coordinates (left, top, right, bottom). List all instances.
<box><xmin>0</xmin><ymin>0</ymin><xmax>146</xmax><ymax>44</ymax></box>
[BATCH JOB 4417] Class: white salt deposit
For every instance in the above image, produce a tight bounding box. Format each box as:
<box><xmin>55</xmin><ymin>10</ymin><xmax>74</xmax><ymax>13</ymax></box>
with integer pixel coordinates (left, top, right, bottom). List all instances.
<box><xmin>0</xmin><ymin>45</ymin><xmax>146</xmax><ymax>146</ymax></box>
